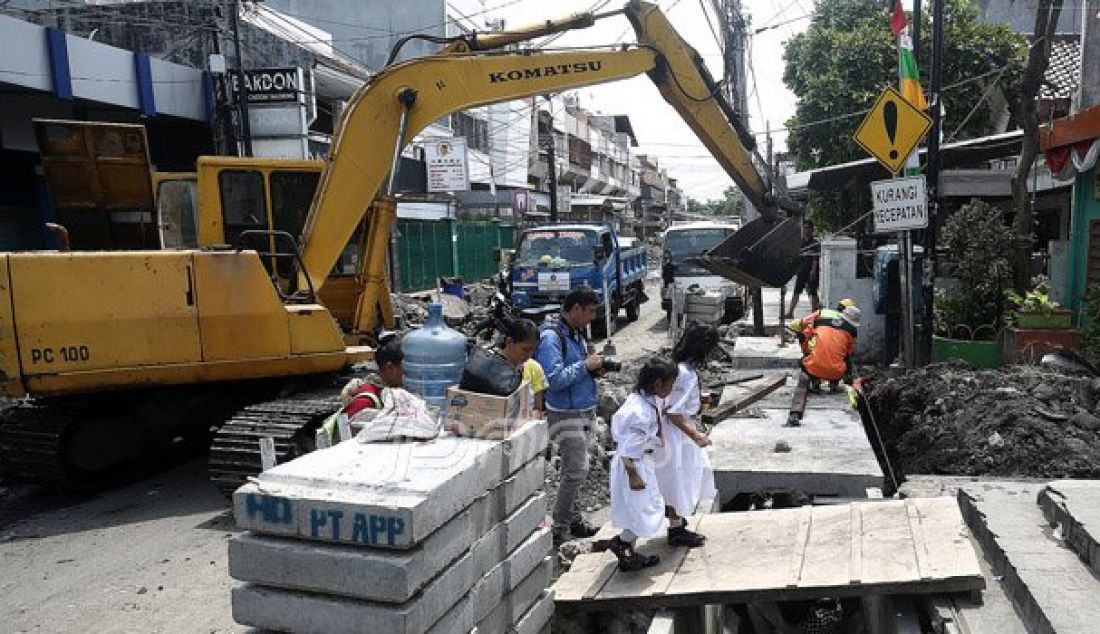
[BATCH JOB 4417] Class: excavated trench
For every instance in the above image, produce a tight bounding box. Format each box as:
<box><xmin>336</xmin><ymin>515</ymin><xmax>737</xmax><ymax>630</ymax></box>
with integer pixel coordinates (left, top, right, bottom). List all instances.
<box><xmin>857</xmin><ymin>361</ymin><xmax>1100</xmax><ymax>495</ymax></box>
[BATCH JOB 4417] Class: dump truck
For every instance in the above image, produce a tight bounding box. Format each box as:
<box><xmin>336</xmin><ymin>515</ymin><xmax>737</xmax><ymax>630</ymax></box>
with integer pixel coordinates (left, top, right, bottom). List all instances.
<box><xmin>661</xmin><ymin>221</ymin><xmax>746</xmax><ymax>323</ymax></box>
<box><xmin>508</xmin><ymin>224</ymin><xmax>647</xmax><ymax>334</ymax></box>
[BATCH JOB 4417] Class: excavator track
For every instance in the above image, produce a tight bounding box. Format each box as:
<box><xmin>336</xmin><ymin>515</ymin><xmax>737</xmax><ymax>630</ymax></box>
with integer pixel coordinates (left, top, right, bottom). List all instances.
<box><xmin>0</xmin><ymin>400</ymin><xmax>76</xmax><ymax>485</ymax></box>
<box><xmin>208</xmin><ymin>395</ymin><xmax>341</xmax><ymax>497</ymax></box>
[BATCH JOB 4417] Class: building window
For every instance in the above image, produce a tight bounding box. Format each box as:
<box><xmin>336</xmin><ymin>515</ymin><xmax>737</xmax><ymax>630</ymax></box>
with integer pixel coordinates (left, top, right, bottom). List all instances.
<box><xmin>450</xmin><ymin>112</ymin><xmax>489</xmax><ymax>153</ymax></box>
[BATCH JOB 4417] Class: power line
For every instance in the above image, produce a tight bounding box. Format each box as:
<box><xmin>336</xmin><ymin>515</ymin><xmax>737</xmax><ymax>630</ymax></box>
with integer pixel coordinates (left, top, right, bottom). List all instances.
<box><xmin>698</xmin><ymin>0</ymin><xmax>726</xmax><ymax>55</ymax></box>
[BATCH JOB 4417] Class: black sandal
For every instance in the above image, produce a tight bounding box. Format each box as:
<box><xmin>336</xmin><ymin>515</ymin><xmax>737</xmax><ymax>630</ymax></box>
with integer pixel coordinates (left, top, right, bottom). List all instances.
<box><xmin>608</xmin><ymin>536</ymin><xmax>660</xmax><ymax>571</ymax></box>
<box><xmin>668</xmin><ymin>524</ymin><xmax>707</xmax><ymax>547</ymax></box>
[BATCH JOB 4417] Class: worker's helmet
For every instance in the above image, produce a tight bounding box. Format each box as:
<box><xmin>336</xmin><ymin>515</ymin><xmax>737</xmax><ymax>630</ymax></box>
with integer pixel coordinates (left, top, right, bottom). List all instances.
<box><xmin>841</xmin><ymin>306</ymin><xmax>862</xmax><ymax>328</ymax></box>
<box><xmin>838</xmin><ymin>298</ymin><xmax>857</xmax><ymax>309</ymax></box>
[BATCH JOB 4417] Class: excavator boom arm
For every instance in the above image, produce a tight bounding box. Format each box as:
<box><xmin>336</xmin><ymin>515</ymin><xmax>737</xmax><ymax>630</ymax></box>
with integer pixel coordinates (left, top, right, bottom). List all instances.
<box><xmin>300</xmin><ymin>0</ymin><xmax>781</xmax><ymax>293</ymax></box>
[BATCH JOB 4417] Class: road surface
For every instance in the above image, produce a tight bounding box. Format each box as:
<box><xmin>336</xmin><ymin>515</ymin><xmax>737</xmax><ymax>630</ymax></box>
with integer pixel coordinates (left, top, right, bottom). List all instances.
<box><xmin>0</xmin><ymin>282</ymin><xmax>669</xmax><ymax>633</ymax></box>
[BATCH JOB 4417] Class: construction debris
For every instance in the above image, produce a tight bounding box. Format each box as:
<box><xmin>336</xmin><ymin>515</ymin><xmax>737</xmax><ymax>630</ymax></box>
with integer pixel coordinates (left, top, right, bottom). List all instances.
<box><xmin>864</xmin><ymin>362</ymin><xmax>1100</xmax><ymax>480</ymax></box>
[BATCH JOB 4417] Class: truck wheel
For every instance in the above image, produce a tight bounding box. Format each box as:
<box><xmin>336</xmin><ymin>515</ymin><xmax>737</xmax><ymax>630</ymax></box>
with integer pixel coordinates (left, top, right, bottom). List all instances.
<box><xmin>626</xmin><ymin>297</ymin><xmax>640</xmax><ymax>322</ymax></box>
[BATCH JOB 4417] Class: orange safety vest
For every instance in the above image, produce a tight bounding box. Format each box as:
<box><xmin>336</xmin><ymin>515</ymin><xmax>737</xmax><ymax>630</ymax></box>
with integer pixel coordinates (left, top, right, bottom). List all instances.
<box><xmin>802</xmin><ymin>324</ymin><xmax>856</xmax><ymax>381</ymax></box>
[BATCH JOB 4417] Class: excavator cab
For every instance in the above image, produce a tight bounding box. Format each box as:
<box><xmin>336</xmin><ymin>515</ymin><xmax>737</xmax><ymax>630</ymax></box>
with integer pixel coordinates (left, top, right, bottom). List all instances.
<box><xmin>692</xmin><ymin>215</ymin><xmax>803</xmax><ymax>288</ymax></box>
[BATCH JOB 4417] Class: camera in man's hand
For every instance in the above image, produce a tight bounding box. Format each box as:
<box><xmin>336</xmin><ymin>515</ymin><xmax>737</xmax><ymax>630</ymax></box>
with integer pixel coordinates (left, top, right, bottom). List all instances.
<box><xmin>600</xmin><ymin>358</ymin><xmax>622</xmax><ymax>372</ymax></box>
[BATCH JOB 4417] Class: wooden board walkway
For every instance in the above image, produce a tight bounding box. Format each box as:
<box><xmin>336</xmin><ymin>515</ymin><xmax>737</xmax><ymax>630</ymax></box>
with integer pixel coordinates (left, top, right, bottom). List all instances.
<box><xmin>553</xmin><ymin>498</ymin><xmax>984</xmax><ymax>610</ymax></box>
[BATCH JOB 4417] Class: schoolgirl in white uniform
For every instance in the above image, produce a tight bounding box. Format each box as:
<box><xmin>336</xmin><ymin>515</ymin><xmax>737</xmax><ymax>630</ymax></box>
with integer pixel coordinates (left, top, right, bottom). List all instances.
<box><xmin>608</xmin><ymin>358</ymin><xmax>679</xmax><ymax>571</ymax></box>
<box><xmin>653</xmin><ymin>323</ymin><xmax>719</xmax><ymax>546</ymax></box>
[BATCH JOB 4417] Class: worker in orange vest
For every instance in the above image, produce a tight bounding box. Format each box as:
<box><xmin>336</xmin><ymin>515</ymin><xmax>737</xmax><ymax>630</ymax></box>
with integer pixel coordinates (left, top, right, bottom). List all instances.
<box><xmin>787</xmin><ymin>304</ymin><xmax>860</xmax><ymax>393</ymax></box>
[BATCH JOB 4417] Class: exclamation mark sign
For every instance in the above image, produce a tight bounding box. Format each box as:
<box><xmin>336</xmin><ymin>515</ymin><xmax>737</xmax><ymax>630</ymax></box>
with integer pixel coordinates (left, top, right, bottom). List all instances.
<box><xmin>884</xmin><ymin>101</ymin><xmax>899</xmax><ymax>160</ymax></box>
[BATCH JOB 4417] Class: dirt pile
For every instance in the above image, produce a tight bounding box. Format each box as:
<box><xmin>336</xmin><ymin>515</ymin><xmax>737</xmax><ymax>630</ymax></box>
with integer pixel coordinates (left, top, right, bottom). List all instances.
<box><xmin>865</xmin><ymin>362</ymin><xmax>1100</xmax><ymax>480</ymax></box>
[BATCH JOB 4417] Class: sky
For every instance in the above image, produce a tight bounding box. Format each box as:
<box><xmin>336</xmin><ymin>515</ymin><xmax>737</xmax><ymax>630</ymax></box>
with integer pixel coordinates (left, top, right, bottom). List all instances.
<box><xmin>448</xmin><ymin>0</ymin><xmax>813</xmax><ymax>202</ymax></box>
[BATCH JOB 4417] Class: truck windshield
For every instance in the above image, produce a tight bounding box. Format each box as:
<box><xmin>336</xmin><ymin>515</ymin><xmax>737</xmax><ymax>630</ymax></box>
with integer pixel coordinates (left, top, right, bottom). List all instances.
<box><xmin>663</xmin><ymin>227</ymin><xmax>735</xmax><ymax>275</ymax></box>
<box><xmin>515</xmin><ymin>230</ymin><xmax>597</xmax><ymax>266</ymax></box>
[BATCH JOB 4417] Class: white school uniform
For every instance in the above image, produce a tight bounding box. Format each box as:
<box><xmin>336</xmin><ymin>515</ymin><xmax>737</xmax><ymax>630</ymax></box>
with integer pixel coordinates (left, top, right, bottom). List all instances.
<box><xmin>609</xmin><ymin>392</ymin><xmax>668</xmax><ymax>538</ymax></box>
<box><xmin>653</xmin><ymin>362</ymin><xmax>718</xmax><ymax>516</ymax></box>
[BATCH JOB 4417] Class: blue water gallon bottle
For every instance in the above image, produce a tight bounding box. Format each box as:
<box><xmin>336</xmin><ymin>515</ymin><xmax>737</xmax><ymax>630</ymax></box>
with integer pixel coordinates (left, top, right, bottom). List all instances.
<box><xmin>402</xmin><ymin>303</ymin><xmax>467</xmax><ymax>408</ymax></box>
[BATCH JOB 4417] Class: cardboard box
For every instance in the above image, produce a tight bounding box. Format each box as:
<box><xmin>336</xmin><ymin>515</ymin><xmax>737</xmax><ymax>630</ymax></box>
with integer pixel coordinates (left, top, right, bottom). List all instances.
<box><xmin>446</xmin><ymin>381</ymin><xmax>532</xmax><ymax>439</ymax></box>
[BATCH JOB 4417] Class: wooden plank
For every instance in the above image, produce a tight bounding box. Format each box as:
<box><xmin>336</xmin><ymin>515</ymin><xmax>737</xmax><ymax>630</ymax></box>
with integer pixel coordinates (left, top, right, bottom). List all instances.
<box><xmin>596</xmin><ymin>515</ymin><xmax>702</xmax><ymax>600</ymax></box>
<box><xmin>850</xmin><ymin>503</ymin><xmax>863</xmax><ymax>585</ymax></box>
<box><xmin>787</xmin><ymin>372</ymin><xmax>809</xmax><ymax>426</ymax></box>
<box><xmin>905</xmin><ymin>499</ymin><xmax>932</xmax><ymax>581</ymax></box>
<box><xmin>786</xmin><ymin>505</ymin><xmax>813</xmax><ymax>587</ymax></box>
<box><xmin>702</xmin><ymin>374</ymin><xmax>787</xmax><ymax>424</ymax></box>
<box><xmin>557</xmin><ymin>500</ymin><xmax>985</xmax><ymax>610</ymax></box>
<box><xmin>798</xmin><ymin>504</ymin><xmax>853</xmax><ymax>589</ymax></box>
<box><xmin>552</xmin><ymin>552</ymin><xmax>617</xmax><ymax>602</ymax></box>
<box><xmin>858</xmin><ymin>501</ymin><xmax>921</xmax><ymax>585</ymax></box>
<box><xmin>667</xmin><ymin>508</ymin><xmax>802</xmax><ymax>597</ymax></box>
<box><xmin>1039</xmin><ymin>103</ymin><xmax>1100</xmax><ymax>150</ymax></box>
<box><xmin>908</xmin><ymin>497</ymin><xmax>986</xmax><ymax>584</ymax></box>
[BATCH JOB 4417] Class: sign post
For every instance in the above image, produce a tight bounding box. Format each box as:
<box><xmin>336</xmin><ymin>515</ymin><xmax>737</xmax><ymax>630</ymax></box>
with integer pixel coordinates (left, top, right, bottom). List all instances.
<box><xmin>855</xmin><ymin>87</ymin><xmax>932</xmax><ymax>367</ymax></box>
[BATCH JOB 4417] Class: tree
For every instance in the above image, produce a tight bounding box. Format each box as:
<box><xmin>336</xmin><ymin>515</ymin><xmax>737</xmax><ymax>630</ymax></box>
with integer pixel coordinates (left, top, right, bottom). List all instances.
<box><xmin>1011</xmin><ymin>0</ymin><xmax>1062</xmax><ymax>291</ymax></box>
<box><xmin>686</xmin><ymin>186</ymin><xmax>744</xmax><ymax>218</ymax></box>
<box><xmin>783</xmin><ymin>0</ymin><xmax>1026</xmax><ymax>230</ymax></box>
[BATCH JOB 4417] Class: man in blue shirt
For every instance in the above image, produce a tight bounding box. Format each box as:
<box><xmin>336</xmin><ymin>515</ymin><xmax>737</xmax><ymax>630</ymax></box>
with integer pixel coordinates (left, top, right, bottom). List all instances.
<box><xmin>535</xmin><ymin>286</ymin><xmax>606</xmax><ymax>546</ymax></box>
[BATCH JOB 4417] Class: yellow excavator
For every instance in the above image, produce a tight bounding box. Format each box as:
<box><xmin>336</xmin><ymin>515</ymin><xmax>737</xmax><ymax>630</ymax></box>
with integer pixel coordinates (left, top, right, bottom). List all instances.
<box><xmin>0</xmin><ymin>0</ymin><xmax>800</xmax><ymax>493</ymax></box>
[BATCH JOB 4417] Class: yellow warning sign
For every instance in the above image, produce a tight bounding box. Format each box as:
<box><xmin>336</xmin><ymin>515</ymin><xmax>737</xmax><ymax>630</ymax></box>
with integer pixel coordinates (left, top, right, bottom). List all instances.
<box><xmin>853</xmin><ymin>87</ymin><xmax>932</xmax><ymax>175</ymax></box>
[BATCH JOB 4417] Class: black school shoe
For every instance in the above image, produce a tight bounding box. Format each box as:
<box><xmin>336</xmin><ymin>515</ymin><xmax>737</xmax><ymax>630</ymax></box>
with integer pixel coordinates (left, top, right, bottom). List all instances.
<box><xmin>552</xmin><ymin>527</ymin><xmax>568</xmax><ymax>548</ymax></box>
<box><xmin>668</xmin><ymin>524</ymin><xmax>707</xmax><ymax>547</ymax></box>
<box><xmin>608</xmin><ymin>536</ymin><xmax>660</xmax><ymax>572</ymax></box>
<box><xmin>570</xmin><ymin>519</ymin><xmax>601</xmax><ymax>538</ymax></box>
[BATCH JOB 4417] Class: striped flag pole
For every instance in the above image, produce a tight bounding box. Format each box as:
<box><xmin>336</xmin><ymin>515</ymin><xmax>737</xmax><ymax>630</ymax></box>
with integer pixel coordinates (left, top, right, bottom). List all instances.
<box><xmin>892</xmin><ymin>0</ymin><xmax>925</xmax><ymax>367</ymax></box>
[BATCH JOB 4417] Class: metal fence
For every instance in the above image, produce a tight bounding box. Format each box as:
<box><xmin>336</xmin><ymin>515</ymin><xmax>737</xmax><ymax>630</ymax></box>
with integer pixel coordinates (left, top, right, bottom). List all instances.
<box><xmin>395</xmin><ymin>219</ymin><xmax>516</xmax><ymax>292</ymax></box>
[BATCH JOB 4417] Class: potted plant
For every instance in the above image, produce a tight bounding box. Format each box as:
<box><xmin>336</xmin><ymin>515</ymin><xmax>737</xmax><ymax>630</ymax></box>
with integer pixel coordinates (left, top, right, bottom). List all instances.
<box><xmin>1001</xmin><ymin>275</ymin><xmax>1082</xmax><ymax>363</ymax></box>
<box><xmin>932</xmin><ymin>199</ymin><xmax>1014</xmax><ymax>368</ymax></box>
<box><xmin>1004</xmin><ymin>276</ymin><xmax>1073</xmax><ymax>329</ymax></box>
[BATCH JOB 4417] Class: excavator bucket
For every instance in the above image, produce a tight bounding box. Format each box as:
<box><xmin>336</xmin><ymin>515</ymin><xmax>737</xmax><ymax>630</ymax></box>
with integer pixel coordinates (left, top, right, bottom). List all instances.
<box><xmin>689</xmin><ymin>216</ymin><xmax>802</xmax><ymax>288</ymax></box>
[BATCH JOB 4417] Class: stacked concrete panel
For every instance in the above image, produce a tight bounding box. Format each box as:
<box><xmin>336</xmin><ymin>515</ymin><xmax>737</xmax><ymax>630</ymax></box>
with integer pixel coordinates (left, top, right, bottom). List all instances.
<box><xmin>228</xmin><ymin>419</ymin><xmax>553</xmax><ymax>634</ymax></box>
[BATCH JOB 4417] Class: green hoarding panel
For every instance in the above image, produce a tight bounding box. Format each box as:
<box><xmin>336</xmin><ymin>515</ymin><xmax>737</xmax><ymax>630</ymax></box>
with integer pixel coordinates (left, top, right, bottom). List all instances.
<box><xmin>396</xmin><ymin>218</ymin><xmax>454</xmax><ymax>292</ymax></box>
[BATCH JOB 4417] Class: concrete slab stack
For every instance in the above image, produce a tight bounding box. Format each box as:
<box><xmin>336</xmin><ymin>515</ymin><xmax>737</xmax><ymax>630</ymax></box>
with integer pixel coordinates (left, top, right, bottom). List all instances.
<box><xmin>683</xmin><ymin>292</ymin><xmax>724</xmax><ymax>325</ymax></box>
<box><xmin>228</xmin><ymin>419</ymin><xmax>554</xmax><ymax>634</ymax></box>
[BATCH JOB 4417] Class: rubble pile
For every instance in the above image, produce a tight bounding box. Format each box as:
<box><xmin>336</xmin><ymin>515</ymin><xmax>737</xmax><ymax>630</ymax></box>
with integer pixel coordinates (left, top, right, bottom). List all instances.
<box><xmin>865</xmin><ymin>362</ymin><xmax>1100</xmax><ymax>480</ymax></box>
<box><xmin>391</xmin><ymin>293</ymin><xmax>429</xmax><ymax>327</ymax></box>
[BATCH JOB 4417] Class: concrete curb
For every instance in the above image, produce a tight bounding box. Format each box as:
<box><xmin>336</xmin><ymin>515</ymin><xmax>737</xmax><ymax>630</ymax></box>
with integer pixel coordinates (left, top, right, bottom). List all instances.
<box><xmin>228</xmin><ymin>478</ymin><xmax>546</xmax><ymax>602</ymax></box>
<box><xmin>232</xmin><ymin>511</ymin><xmax>549</xmax><ymax>633</ymax></box>
<box><xmin>233</xmin><ymin>420</ymin><xmax>547</xmax><ymax>548</ymax></box>
<box><xmin>957</xmin><ymin>483</ymin><xmax>1100</xmax><ymax>634</ymax></box>
<box><xmin>1037</xmin><ymin>480</ymin><xmax>1100</xmax><ymax>577</ymax></box>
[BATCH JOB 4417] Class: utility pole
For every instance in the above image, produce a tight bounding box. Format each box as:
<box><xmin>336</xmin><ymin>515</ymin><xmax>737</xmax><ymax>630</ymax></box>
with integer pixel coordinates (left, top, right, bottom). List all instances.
<box><xmin>210</xmin><ymin>5</ymin><xmax>233</xmax><ymax>156</ymax></box>
<box><xmin>768</xmin><ymin>124</ymin><xmax>788</xmax><ymax>343</ymax></box>
<box><xmin>543</xmin><ymin>100</ymin><xmax>559</xmax><ymax>223</ymax></box>
<box><xmin>231</xmin><ymin>0</ymin><xmax>252</xmax><ymax>157</ymax></box>
<box><xmin>920</xmin><ymin>0</ymin><xmax>945</xmax><ymax>364</ymax></box>
<box><xmin>714</xmin><ymin>0</ymin><xmax>764</xmax><ymax>334</ymax></box>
